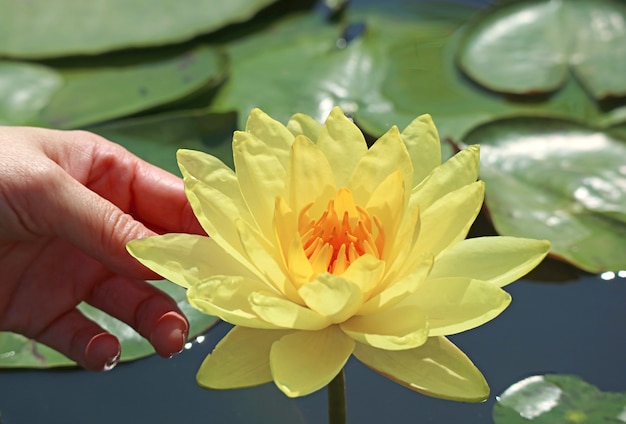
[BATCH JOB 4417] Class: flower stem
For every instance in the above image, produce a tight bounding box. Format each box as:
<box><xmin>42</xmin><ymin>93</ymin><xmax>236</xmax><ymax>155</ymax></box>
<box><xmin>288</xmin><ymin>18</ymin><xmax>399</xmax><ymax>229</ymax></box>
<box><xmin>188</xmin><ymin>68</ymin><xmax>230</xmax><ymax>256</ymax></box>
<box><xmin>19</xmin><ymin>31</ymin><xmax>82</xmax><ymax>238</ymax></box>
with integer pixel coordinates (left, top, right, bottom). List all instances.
<box><xmin>328</xmin><ymin>368</ymin><xmax>346</xmax><ymax>424</ymax></box>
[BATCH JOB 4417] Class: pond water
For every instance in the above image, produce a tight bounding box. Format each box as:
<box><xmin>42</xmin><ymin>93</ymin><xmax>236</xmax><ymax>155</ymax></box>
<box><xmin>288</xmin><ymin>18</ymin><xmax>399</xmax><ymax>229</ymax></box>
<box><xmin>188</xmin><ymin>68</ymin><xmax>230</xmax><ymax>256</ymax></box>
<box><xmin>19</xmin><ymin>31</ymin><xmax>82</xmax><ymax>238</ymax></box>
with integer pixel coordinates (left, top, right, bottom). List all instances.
<box><xmin>1</xmin><ymin>0</ymin><xmax>625</xmax><ymax>421</ymax></box>
<box><xmin>1</xmin><ymin>258</ymin><xmax>624</xmax><ymax>423</ymax></box>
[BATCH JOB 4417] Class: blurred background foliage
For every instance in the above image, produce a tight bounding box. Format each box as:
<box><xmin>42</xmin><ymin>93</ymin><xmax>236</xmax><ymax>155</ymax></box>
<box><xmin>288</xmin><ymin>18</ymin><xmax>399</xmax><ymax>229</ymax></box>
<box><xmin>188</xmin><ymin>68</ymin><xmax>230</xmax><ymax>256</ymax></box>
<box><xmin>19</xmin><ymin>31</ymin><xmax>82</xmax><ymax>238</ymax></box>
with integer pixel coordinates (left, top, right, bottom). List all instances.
<box><xmin>1</xmin><ymin>0</ymin><xmax>625</xmax><ymax>367</ymax></box>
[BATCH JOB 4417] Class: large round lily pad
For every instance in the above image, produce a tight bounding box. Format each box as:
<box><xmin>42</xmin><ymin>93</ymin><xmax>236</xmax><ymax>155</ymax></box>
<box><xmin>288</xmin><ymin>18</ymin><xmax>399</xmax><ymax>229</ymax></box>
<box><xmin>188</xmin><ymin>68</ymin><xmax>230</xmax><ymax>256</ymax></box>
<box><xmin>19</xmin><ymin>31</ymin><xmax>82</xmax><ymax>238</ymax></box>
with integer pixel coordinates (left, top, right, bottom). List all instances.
<box><xmin>457</xmin><ymin>0</ymin><xmax>626</xmax><ymax>99</ymax></box>
<box><xmin>464</xmin><ymin>116</ymin><xmax>626</xmax><ymax>273</ymax></box>
<box><xmin>0</xmin><ymin>280</ymin><xmax>218</xmax><ymax>368</ymax></box>
<box><xmin>493</xmin><ymin>374</ymin><xmax>626</xmax><ymax>423</ymax></box>
<box><xmin>0</xmin><ymin>0</ymin><xmax>279</xmax><ymax>58</ymax></box>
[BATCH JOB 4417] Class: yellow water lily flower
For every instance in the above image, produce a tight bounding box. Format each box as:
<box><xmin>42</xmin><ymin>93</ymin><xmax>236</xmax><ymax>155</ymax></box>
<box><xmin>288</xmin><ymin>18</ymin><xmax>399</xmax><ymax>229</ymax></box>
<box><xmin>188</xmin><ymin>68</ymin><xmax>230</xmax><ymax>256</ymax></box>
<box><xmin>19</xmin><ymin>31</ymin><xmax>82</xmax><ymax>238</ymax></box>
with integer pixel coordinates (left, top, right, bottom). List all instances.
<box><xmin>127</xmin><ymin>107</ymin><xmax>550</xmax><ymax>401</ymax></box>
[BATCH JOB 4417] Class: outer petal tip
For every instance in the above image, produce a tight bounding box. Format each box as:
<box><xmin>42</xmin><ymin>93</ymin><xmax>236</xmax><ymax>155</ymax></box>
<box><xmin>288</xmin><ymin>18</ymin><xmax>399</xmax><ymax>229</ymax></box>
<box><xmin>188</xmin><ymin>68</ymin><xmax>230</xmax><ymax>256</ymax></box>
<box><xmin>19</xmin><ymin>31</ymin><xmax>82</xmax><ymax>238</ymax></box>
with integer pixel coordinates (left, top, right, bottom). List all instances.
<box><xmin>354</xmin><ymin>337</ymin><xmax>490</xmax><ymax>402</ymax></box>
<box><xmin>195</xmin><ymin>327</ymin><xmax>287</xmax><ymax>390</ymax></box>
<box><xmin>270</xmin><ymin>327</ymin><xmax>354</xmax><ymax>397</ymax></box>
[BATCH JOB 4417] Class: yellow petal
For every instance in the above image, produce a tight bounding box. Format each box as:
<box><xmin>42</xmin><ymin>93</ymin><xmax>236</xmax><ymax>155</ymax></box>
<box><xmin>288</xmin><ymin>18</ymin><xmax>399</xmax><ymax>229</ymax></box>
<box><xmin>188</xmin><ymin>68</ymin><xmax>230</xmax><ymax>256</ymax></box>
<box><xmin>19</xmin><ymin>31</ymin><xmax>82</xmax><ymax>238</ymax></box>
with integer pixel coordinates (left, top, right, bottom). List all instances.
<box><xmin>245</xmin><ymin>108</ymin><xmax>294</xmax><ymax>170</ymax></box>
<box><xmin>382</xmin><ymin>204</ymin><xmax>421</xmax><ymax>280</ymax></box>
<box><xmin>365</xmin><ymin>170</ymin><xmax>406</xmax><ymax>258</ymax></box>
<box><xmin>270</xmin><ymin>326</ymin><xmax>355</xmax><ymax>397</ymax></box>
<box><xmin>316</xmin><ymin>107</ymin><xmax>368</xmax><ymax>187</ymax></box>
<box><xmin>416</xmin><ymin>181</ymin><xmax>485</xmax><ymax>258</ymax></box>
<box><xmin>288</xmin><ymin>135</ymin><xmax>336</xmax><ymax>218</ymax></box>
<box><xmin>359</xmin><ymin>253</ymin><xmax>433</xmax><ymax>315</ymax></box>
<box><xmin>409</xmin><ymin>277</ymin><xmax>511</xmax><ymax>336</ymax></box>
<box><xmin>273</xmin><ymin>196</ymin><xmax>313</xmax><ymax>288</ymax></box>
<box><xmin>197</xmin><ymin>326</ymin><xmax>290</xmax><ymax>389</ymax></box>
<box><xmin>341</xmin><ymin>305</ymin><xmax>428</xmax><ymax>350</ymax></box>
<box><xmin>298</xmin><ymin>274</ymin><xmax>363</xmax><ymax>323</ymax></box>
<box><xmin>249</xmin><ymin>291</ymin><xmax>331</xmax><ymax>330</ymax></box>
<box><xmin>177</xmin><ymin>149</ymin><xmax>256</xmax><ymax>271</ymax></box>
<box><xmin>188</xmin><ymin>277</ymin><xmax>280</xmax><ymax>329</ymax></box>
<box><xmin>430</xmin><ymin>236</ymin><xmax>551</xmax><ymax>287</ymax></box>
<box><xmin>409</xmin><ymin>145</ymin><xmax>480</xmax><ymax>212</ymax></box>
<box><xmin>340</xmin><ymin>254</ymin><xmax>385</xmax><ymax>299</ymax></box>
<box><xmin>287</xmin><ymin>112</ymin><xmax>323</xmax><ymax>141</ymax></box>
<box><xmin>235</xmin><ymin>219</ymin><xmax>300</xmax><ymax>302</ymax></box>
<box><xmin>354</xmin><ymin>336</ymin><xmax>490</xmax><ymax>402</ymax></box>
<box><xmin>348</xmin><ymin>125</ymin><xmax>413</xmax><ymax>207</ymax></box>
<box><xmin>233</xmin><ymin>130</ymin><xmax>286</xmax><ymax>239</ymax></box>
<box><xmin>401</xmin><ymin>114</ymin><xmax>442</xmax><ymax>186</ymax></box>
<box><xmin>127</xmin><ymin>234</ymin><xmax>254</xmax><ymax>289</ymax></box>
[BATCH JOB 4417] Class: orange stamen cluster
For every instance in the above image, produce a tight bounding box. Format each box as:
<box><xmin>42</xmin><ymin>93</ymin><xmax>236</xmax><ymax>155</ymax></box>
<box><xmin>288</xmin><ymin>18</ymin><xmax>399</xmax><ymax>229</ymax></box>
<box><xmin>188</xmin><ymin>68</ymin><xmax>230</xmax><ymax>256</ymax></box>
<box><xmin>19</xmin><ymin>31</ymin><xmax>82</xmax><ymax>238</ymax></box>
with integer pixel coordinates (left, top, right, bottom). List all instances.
<box><xmin>298</xmin><ymin>188</ymin><xmax>384</xmax><ymax>275</ymax></box>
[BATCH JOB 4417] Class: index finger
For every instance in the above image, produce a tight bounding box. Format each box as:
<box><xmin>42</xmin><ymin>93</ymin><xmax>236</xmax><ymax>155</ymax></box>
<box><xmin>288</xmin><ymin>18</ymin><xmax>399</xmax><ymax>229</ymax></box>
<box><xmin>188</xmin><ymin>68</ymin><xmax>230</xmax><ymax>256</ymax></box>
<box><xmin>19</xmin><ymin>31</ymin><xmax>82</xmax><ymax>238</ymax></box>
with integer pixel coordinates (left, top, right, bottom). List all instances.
<box><xmin>49</xmin><ymin>129</ymin><xmax>204</xmax><ymax>235</ymax></box>
<box><xmin>129</xmin><ymin>159</ymin><xmax>204</xmax><ymax>235</ymax></box>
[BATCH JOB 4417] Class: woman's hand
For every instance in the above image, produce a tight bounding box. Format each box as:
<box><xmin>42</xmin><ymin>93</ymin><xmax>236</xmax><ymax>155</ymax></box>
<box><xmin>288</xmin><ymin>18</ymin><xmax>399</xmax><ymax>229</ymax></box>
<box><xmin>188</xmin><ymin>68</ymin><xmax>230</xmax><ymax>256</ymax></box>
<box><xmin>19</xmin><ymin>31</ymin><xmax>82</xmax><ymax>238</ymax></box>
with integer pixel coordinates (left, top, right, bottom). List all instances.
<box><xmin>0</xmin><ymin>126</ymin><xmax>202</xmax><ymax>371</ymax></box>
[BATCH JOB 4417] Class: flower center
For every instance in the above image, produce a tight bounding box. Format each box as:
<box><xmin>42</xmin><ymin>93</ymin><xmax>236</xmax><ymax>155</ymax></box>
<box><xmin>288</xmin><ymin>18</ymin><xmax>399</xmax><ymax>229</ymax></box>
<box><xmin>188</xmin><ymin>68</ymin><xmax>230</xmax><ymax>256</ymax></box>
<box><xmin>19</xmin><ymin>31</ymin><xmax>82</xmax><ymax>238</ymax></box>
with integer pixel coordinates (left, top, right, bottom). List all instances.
<box><xmin>298</xmin><ymin>188</ymin><xmax>384</xmax><ymax>275</ymax></box>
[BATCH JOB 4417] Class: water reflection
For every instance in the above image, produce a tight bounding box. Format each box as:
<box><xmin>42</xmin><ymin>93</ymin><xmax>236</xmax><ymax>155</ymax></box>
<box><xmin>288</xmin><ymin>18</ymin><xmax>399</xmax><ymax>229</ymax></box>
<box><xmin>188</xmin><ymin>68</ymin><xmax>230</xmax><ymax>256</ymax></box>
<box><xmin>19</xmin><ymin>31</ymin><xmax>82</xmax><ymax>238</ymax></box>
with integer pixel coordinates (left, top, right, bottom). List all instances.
<box><xmin>600</xmin><ymin>270</ymin><xmax>626</xmax><ymax>280</ymax></box>
<box><xmin>184</xmin><ymin>335</ymin><xmax>206</xmax><ymax>351</ymax></box>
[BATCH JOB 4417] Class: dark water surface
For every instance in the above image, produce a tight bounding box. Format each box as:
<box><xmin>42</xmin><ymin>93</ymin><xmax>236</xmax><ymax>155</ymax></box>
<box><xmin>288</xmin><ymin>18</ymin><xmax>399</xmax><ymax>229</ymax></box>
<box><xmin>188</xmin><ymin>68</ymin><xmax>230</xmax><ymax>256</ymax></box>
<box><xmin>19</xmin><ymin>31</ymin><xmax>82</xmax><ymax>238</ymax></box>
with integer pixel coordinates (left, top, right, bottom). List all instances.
<box><xmin>1</xmin><ymin>263</ymin><xmax>624</xmax><ymax>424</ymax></box>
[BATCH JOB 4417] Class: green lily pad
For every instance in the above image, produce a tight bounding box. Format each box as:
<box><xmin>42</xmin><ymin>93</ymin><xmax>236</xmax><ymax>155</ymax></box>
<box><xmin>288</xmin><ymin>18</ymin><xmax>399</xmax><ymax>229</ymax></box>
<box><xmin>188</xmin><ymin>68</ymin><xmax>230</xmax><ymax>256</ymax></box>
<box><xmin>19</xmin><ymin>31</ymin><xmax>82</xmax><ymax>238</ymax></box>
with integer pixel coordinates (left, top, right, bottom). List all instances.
<box><xmin>89</xmin><ymin>109</ymin><xmax>237</xmax><ymax>173</ymax></box>
<box><xmin>457</xmin><ymin>0</ymin><xmax>626</xmax><ymax>99</ymax></box>
<box><xmin>39</xmin><ymin>45</ymin><xmax>227</xmax><ymax>129</ymax></box>
<box><xmin>0</xmin><ymin>280</ymin><xmax>218</xmax><ymax>368</ymax></box>
<box><xmin>493</xmin><ymin>374</ymin><xmax>626</xmax><ymax>423</ymax></box>
<box><xmin>209</xmin><ymin>0</ymin><xmax>608</xmax><ymax>145</ymax></box>
<box><xmin>209</xmin><ymin>3</ymin><xmax>495</xmax><ymax>142</ymax></box>
<box><xmin>211</xmin><ymin>13</ymin><xmax>373</xmax><ymax>127</ymax></box>
<box><xmin>344</xmin><ymin>0</ymin><xmax>597</xmax><ymax>139</ymax></box>
<box><xmin>354</xmin><ymin>25</ymin><xmax>521</xmax><ymax>142</ymax></box>
<box><xmin>0</xmin><ymin>0</ymin><xmax>279</xmax><ymax>58</ymax></box>
<box><xmin>0</xmin><ymin>61</ymin><xmax>63</xmax><ymax>125</ymax></box>
<box><xmin>464</xmin><ymin>116</ymin><xmax>626</xmax><ymax>273</ymax></box>
<box><xmin>348</xmin><ymin>3</ymin><xmax>603</xmax><ymax>140</ymax></box>
<box><xmin>207</xmin><ymin>10</ymin><xmax>460</xmax><ymax>158</ymax></box>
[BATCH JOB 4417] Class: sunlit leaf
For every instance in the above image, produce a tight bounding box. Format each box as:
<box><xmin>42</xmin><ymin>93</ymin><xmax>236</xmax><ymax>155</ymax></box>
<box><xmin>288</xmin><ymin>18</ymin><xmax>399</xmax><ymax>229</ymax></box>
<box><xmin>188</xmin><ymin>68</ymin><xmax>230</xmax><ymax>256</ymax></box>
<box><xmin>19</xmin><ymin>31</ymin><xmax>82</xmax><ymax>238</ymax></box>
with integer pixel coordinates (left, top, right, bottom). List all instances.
<box><xmin>464</xmin><ymin>116</ymin><xmax>626</xmax><ymax>273</ymax></box>
<box><xmin>457</xmin><ymin>0</ymin><xmax>626</xmax><ymax>99</ymax></box>
<box><xmin>493</xmin><ymin>374</ymin><xmax>626</xmax><ymax>423</ymax></box>
<box><xmin>0</xmin><ymin>281</ymin><xmax>218</xmax><ymax>368</ymax></box>
<box><xmin>39</xmin><ymin>45</ymin><xmax>227</xmax><ymax>129</ymax></box>
<box><xmin>211</xmin><ymin>13</ymin><xmax>378</xmax><ymax>128</ymax></box>
<box><xmin>0</xmin><ymin>0</ymin><xmax>279</xmax><ymax>58</ymax></box>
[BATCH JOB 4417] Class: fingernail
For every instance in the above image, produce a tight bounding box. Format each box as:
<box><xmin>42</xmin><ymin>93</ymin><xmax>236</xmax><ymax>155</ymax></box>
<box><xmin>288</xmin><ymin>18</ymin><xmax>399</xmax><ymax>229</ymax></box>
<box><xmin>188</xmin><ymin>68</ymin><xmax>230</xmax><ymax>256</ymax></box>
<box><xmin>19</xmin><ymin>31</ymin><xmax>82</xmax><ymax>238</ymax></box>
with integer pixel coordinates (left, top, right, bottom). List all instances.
<box><xmin>150</xmin><ymin>312</ymin><xmax>189</xmax><ymax>358</ymax></box>
<box><xmin>85</xmin><ymin>333</ymin><xmax>121</xmax><ymax>372</ymax></box>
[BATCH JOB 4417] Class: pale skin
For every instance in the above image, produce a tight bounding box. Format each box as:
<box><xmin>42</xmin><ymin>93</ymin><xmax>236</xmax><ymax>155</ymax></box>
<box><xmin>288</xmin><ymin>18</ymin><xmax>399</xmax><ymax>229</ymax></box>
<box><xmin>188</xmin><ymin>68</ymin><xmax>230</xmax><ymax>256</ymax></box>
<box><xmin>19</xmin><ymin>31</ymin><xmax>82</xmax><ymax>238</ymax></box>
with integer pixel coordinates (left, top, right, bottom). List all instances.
<box><xmin>0</xmin><ymin>126</ymin><xmax>203</xmax><ymax>371</ymax></box>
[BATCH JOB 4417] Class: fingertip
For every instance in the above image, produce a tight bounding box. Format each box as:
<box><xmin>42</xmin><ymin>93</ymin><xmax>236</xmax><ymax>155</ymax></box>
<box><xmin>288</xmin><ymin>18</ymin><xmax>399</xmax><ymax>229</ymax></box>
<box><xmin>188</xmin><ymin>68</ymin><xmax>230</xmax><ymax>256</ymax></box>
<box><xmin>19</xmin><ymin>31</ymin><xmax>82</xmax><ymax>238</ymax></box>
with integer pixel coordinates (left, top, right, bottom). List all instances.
<box><xmin>84</xmin><ymin>333</ymin><xmax>121</xmax><ymax>371</ymax></box>
<box><xmin>149</xmin><ymin>312</ymin><xmax>189</xmax><ymax>358</ymax></box>
<box><xmin>33</xmin><ymin>309</ymin><xmax>122</xmax><ymax>372</ymax></box>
